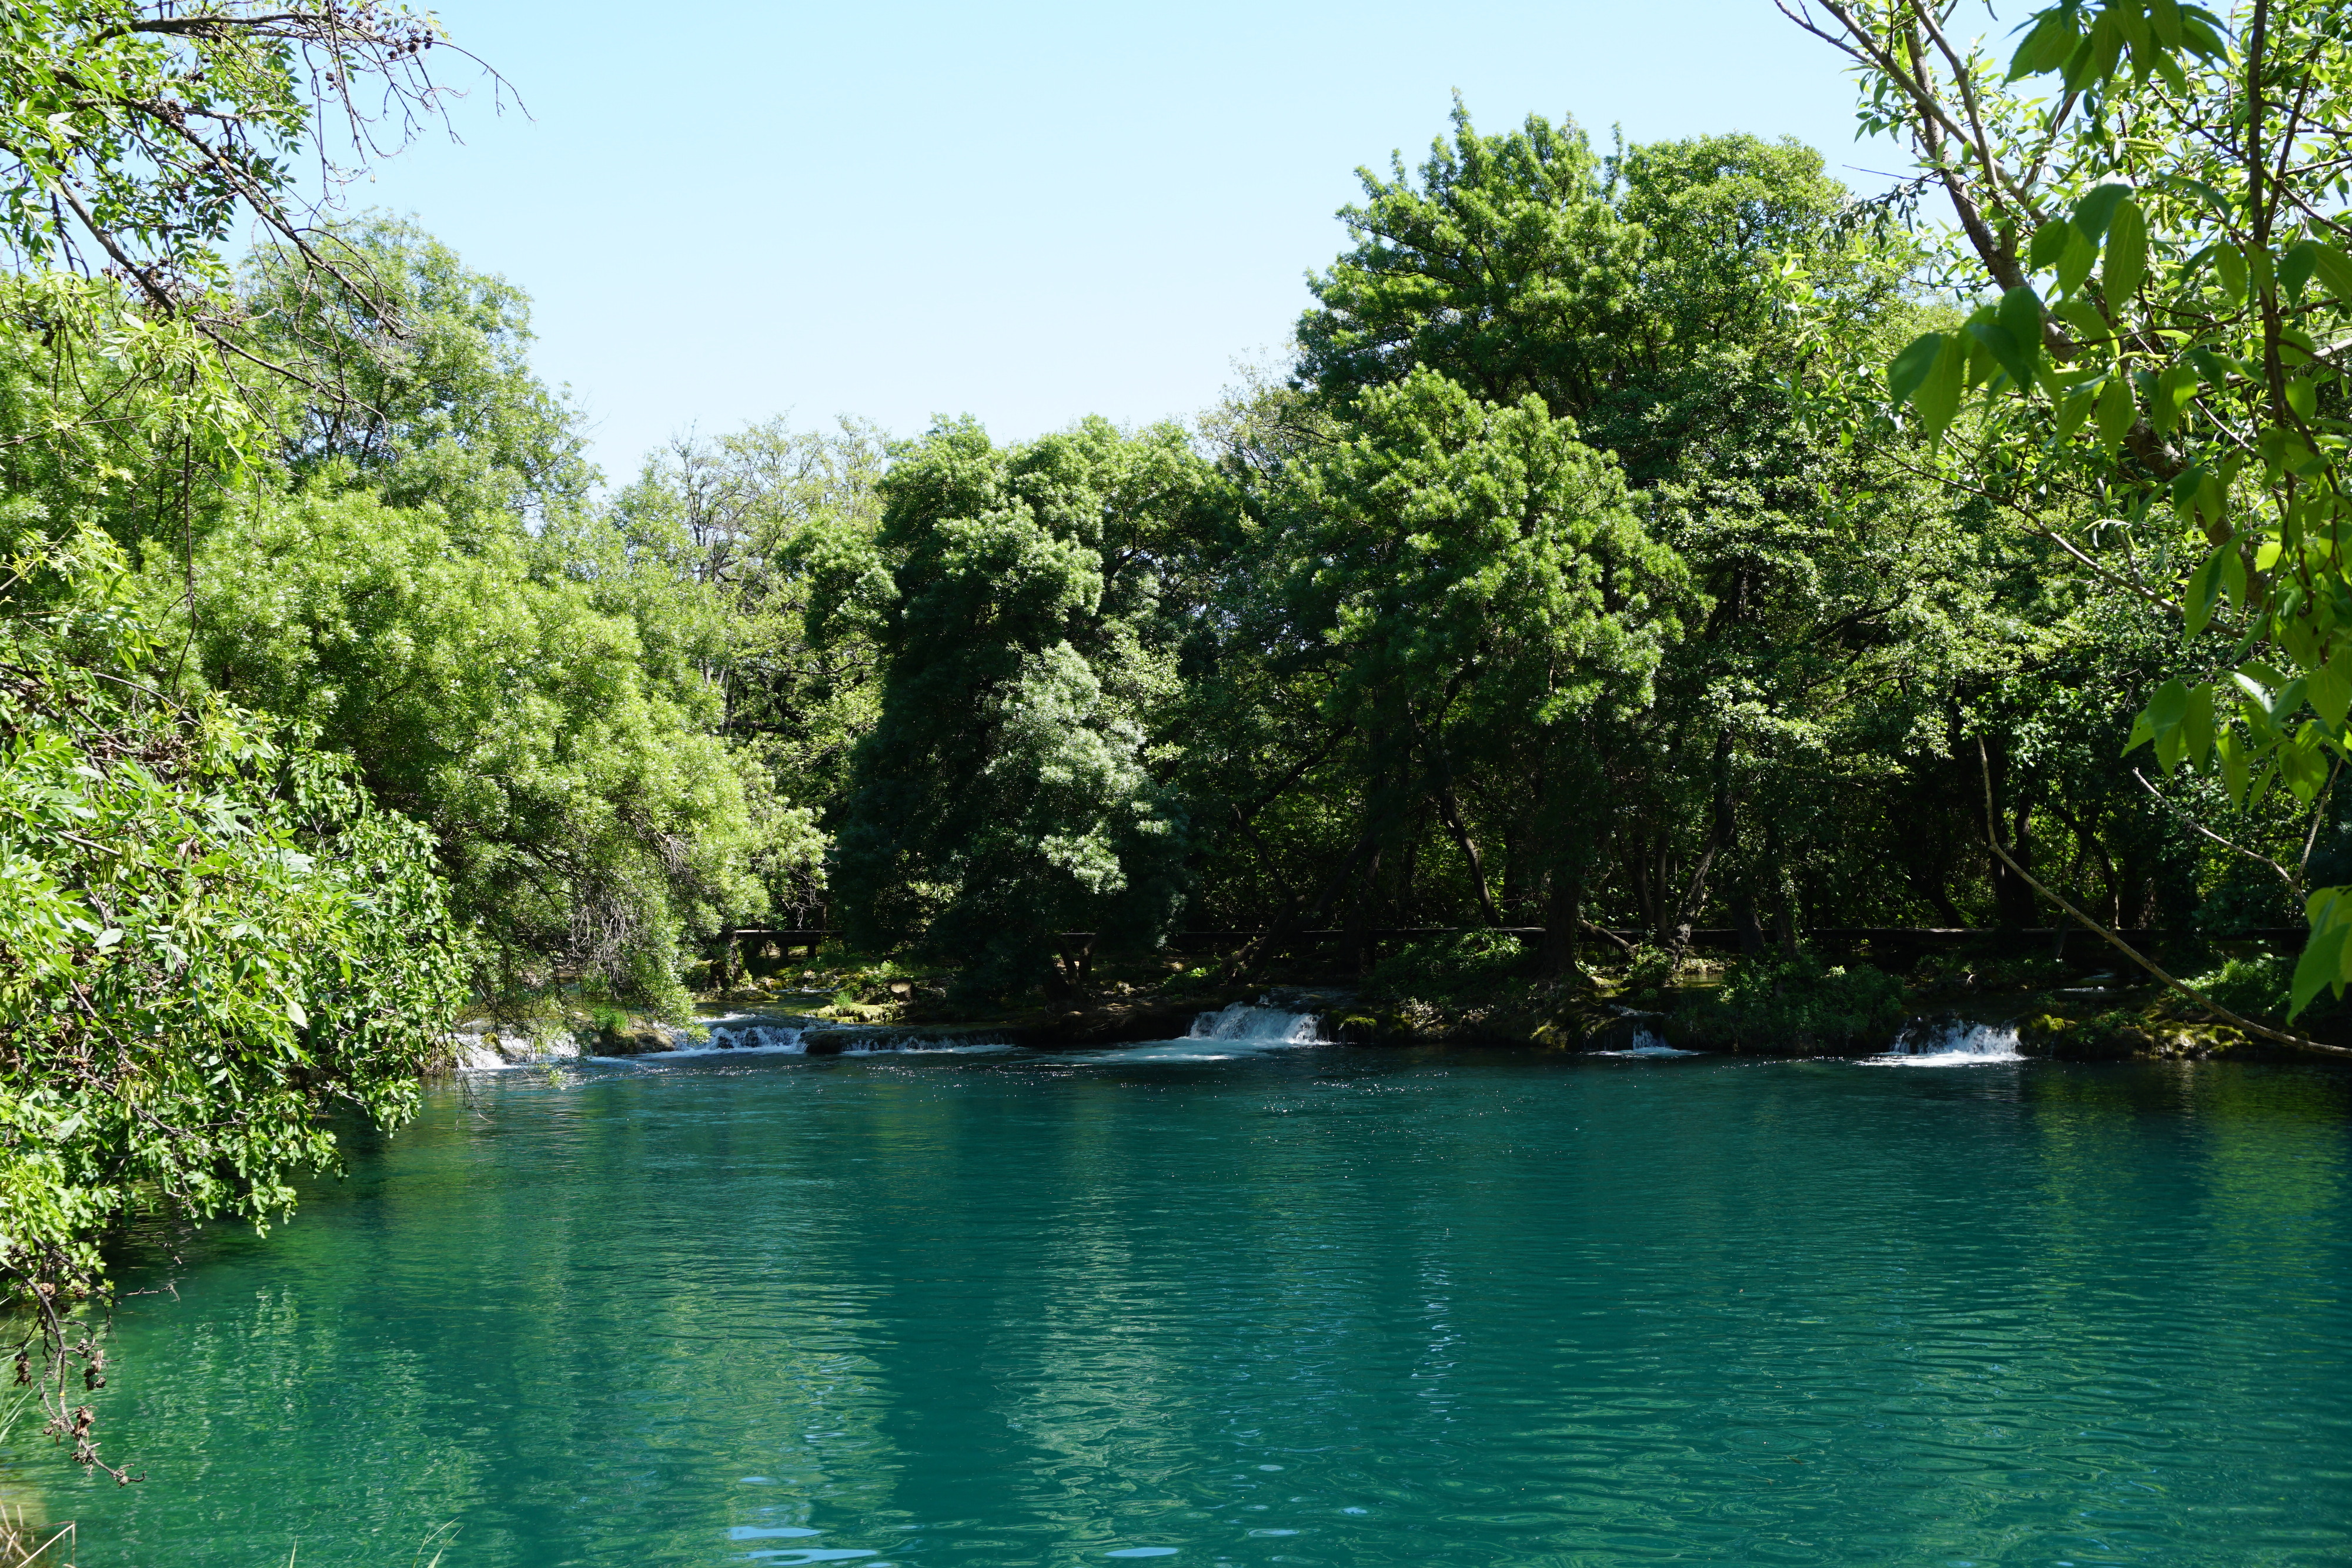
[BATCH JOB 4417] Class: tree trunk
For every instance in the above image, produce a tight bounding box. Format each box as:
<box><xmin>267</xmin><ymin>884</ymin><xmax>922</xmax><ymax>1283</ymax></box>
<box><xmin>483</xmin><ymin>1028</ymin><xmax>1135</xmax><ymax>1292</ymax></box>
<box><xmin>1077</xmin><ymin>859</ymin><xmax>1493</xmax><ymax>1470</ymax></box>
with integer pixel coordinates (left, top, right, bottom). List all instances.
<box><xmin>1541</xmin><ymin>866</ymin><xmax>1583</xmax><ymax>977</ymax></box>
<box><xmin>1664</xmin><ymin>735</ymin><xmax>1736</xmax><ymax>967</ymax></box>
<box><xmin>1982</xmin><ymin>740</ymin><xmax>2039</xmax><ymax>927</ymax></box>
<box><xmin>1437</xmin><ymin>785</ymin><xmax>1502</xmax><ymax>926</ymax></box>
<box><xmin>1733</xmin><ymin>889</ymin><xmax>1768</xmax><ymax>958</ymax></box>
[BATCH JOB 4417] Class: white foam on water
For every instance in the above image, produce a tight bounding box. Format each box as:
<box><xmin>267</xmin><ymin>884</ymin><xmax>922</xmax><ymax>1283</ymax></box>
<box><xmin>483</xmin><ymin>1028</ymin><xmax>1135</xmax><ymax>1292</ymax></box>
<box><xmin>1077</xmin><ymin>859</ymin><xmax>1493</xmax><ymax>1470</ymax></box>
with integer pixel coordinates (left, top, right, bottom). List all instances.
<box><xmin>1190</xmin><ymin>1001</ymin><xmax>1324</xmax><ymax>1044</ymax></box>
<box><xmin>1596</xmin><ymin>1026</ymin><xmax>1697</xmax><ymax>1058</ymax></box>
<box><xmin>667</xmin><ymin>1021</ymin><xmax>807</xmax><ymax>1057</ymax></box>
<box><xmin>1044</xmin><ymin>1002</ymin><xmax>1329</xmax><ymax>1066</ymax></box>
<box><xmin>449</xmin><ymin>1037</ymin><xmax>509</xmax><ymax>1072</ymax></box>
<box><xmin>448</xmin><ymin>1030</ymin><xmax>586</xmax><ymax>1071</ymax></box>
<box><xmin>1865</xmin><ymin>1021</ymin><xmax>2024</xmax><ymax>1066</ymax></box>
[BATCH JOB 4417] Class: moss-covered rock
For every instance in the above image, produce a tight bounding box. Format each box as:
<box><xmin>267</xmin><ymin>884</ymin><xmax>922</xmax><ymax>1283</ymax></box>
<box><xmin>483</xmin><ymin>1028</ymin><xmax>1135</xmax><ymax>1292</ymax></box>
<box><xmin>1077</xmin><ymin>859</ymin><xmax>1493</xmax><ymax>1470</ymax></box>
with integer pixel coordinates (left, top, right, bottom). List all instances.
<box><xmin>2017</xmin><ymin>1009</ymin><xmax>2253</xmax><ymax>1060</ymax></box>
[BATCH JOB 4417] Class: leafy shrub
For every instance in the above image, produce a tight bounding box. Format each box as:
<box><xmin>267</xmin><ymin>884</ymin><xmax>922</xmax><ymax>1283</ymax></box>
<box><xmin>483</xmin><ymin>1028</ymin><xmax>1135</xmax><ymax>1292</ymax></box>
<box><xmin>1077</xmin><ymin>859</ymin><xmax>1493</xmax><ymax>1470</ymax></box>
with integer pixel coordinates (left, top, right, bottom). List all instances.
<box><xmin>1911</xmin><ymin>951</ymin><xmax>2069</xmax><ymax>989</ymax></box>
<box><xmin>1675</xmin><ymin>954</ymin><xmax>1907</xmax><ymax>1052</ymax></box>
<box><xmin>2180</xmin><ymin>951</ymin><xmax>2344</xmax><ymax>1032</ymax></box>
<box><xmin>1365</xmin><ymin>931</ymin><xmax>1528</xmax><ymax>1002</ymax></box>
<box><xmin>1623</xmin><ymin>943</ymin><xmax>1678</xmax><ymax>995</ymax></box>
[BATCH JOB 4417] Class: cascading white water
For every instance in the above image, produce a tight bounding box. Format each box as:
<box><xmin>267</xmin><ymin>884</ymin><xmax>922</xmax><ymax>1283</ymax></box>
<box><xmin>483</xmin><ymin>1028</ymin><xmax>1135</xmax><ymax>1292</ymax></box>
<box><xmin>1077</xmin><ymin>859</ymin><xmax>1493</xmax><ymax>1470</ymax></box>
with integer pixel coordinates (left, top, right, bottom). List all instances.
<box><xmin>1188</xmin><ymin>1002</ymin><xmax>1324</xmax><ymax>1044</ymax></box>
<box><xmin>1601</xmin><ymin>1026</ymin><xmax>1696</xmax><ymax>1058</ymax></box>
<box><xmin>1870</xmin><ymin>1021</ymin><xmax>2024</xmax><ymax>1065</ymax></box>
<box><xmin>447</xmin><ymin>1029</ymin><xmax>587</xmax><ymax>1071</ymax></box>
<box><xmin>675</xmin><ymin>1023</ymin><xmax>1009</xmax><ymax>1058</ymax></box>
<box><xmin>684</xmin><ymin>1022</ymin><xmax>807</xmax><ymax>1056</ymax></box>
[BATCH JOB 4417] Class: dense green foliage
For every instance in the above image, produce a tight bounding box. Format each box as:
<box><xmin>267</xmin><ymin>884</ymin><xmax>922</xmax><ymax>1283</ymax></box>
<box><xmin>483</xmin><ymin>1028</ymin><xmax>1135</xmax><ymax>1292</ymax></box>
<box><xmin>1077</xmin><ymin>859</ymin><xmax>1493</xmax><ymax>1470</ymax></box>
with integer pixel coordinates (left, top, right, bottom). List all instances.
<box><xmin>1</xmin><ymin>518</ymin><xmax>466</xmax><ymax>1466</ymax></box>
<box><xmin>817</xmin><ymin>419</ymin><xmax>1210</xmax><ymax>990</ymax></box>
<box><xmin>173</xmin><ymin>489</ymin><xmax>778</xmax><ymax>1008</ymax></box>
<box><xmin>1798</xmin><ymin>0</ymin><xmax>2352</xmax><ymax>1026</ymax></box>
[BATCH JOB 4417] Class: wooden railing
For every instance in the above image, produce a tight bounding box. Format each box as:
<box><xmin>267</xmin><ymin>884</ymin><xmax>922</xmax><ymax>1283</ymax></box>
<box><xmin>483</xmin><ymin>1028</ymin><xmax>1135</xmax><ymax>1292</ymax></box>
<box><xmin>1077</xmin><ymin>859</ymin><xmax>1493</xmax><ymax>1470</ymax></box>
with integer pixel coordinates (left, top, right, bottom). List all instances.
<box><xmin>717</xmin><ymin>925</ymin><xmax>2308</xmax><ymax>955</ymax></box>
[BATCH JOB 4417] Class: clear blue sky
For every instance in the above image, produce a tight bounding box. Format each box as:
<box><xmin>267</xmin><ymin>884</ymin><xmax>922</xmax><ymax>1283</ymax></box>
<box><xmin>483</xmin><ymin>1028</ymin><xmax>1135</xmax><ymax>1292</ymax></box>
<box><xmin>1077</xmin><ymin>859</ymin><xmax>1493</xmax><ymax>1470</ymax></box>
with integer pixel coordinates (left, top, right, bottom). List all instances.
<box><xmin>342</xmin><ymin>0</ymin><xmax>1907</xmax><ymax>482</ymax></box>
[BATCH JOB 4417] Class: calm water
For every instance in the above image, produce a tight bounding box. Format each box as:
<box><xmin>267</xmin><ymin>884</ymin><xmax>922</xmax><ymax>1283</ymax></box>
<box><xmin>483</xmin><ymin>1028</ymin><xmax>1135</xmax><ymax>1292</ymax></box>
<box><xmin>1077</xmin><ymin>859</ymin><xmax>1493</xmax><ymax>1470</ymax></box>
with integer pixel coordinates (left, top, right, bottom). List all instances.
<box><xmin>35</xmin><ymin>1039</ymin><xmax>2352</xmax><ymax>1566</ymax></box>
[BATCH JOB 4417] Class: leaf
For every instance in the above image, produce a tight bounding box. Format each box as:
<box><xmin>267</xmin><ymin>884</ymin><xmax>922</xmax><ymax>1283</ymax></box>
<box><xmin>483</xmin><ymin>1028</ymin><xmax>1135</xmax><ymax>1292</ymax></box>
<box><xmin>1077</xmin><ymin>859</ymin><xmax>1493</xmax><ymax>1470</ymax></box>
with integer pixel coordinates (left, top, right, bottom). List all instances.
<box><xmin>2054</xmin><ymin>380</ymin><xmax>2100</xmax><ymax>443</ymax></box>
<box><xmin>2106</xmin><ymin>199</ymin><xmax>2149</xmax><ymax>302</ymax></box>
<box><xmin>2220</xmin><ymin>542</ymin><xmax>2247</xmax><ymax>610</ymax></box>
<box><xmin>2273</xmin><ymin>676</ymin><xmax>2310</xmax><ymax>729</ymax></box>
<box><xmin>2088</xmin><ymin>11</ymin><xmax>2126</xmax><ymax>79</ymax></box>
<box><xmin>2178</xmin><ymin>11</ymin><xmax>2227</xmax><ymax>60</ymax></box>
<box><xmin>92</xmin><ymin>927</ymin><xmax>122</xmax><ymax>951</ymax></box>
<box><xmin>2186</xmin><ymin>544</ymin><xmax>2229</xmax><ymax>635</ymax></box>
<box><xmin>2310</xmin><ymin>656</ymin><xmax>2352</xmax><ymax>727</ymax></box>
<box><xmin>2183</xmin><ymin>681</ymin><xmax>2216</xmax><ymax>768</ymax></box>
<box><xmin>2326</xmin><ymin>644</ymin><xmax>2352</xmax><ymax>726</ymax></box>
<box><xmin>2186</xmin><ymin>344</ymin><xmax>2234</xmax><ymax>385</ymax></box>
<box><xmin>2029</xmin><ymin>219</ymin><xmax>2074</xmax><ymax>271</ymax></box>
<box><xmin>1888</xmin><ymin>332</ymin><xmax>1945</xmax><ymax>404</ymax></box>
<box><xmin>2146</xmin><ymin>677</ymin><xmax>2190</xmax><ymax>773</ymax></box>
<box><xmin>2057</xmin><ymin>226</ymin><xmax>2101</xmax><ymax>296</ymax></box>
<box><xmin>2008</xmin><ymin>8</ymin><xmax>2081</xmax><ymax>78</ymax></box>
<box><xmin>1967</xmin><ymin>313</ymin><xmax>2038</xmax><ymax>394</ymax></box>
<box><xmin>2310</xmin><ymin>243</ymin><xmax>2352</xmax><ymax>302</ymax></box>
<box><xmin>2149</xmin><ymin>0</ymin><xmax>2183</xmax><ymax>48</ymax></box>
<box><xmin>2283</xmin><ymin>240</ymin><xmax>2320</xmax><ymax>302</ymax></box>
<box><xmin>286</xmin><ymin>999</ymin><xmax>309</xmax><ymax>1031</ymax></box>
<box><xmin>2114</xmin><ymin>1</ymin><xmax>2153</xmax><ymax>62</ymax></box>
<box><xmin>1995</xmin><ymin>285</ymin><xmax>2044</xmax><ymax>386</ymax></box>
<box><xmin>2072</xmin><ymin>183</ymin><xmax>2134</xmax><ymax>244</ymax></box>
<box><xmin>1917</xmin><ymin>331</ymin><xmax>1967</xmax><ymax>442</ymax></box>
<box><xmin>2096</xmin><ymin>372</ymin><xmax>2137</xmax><ymax>453</ymax></box>
<box><xmin>2217</xmin><ymin>725</ymin><xmax>2249</xmax><ymax>804</ymax></box>
<box><xmin>2286</xmin><ymin>725</ymin><xmax>2331</xmax><ymax>801</ymax></box>
<box><xmin>2214</xmin><ymin>242</ymin><xmax>2247</xmax><ymax>302</ymax></box>
<box><xmin>2291</xmin><ymin>911</ymin><xmax>2348</xmax><ymax>1017</ymax></box>
<box><xmin>2152</xmin><ymin>359</ymin><xmax>2199</xmax><ymax>432</ymax></box>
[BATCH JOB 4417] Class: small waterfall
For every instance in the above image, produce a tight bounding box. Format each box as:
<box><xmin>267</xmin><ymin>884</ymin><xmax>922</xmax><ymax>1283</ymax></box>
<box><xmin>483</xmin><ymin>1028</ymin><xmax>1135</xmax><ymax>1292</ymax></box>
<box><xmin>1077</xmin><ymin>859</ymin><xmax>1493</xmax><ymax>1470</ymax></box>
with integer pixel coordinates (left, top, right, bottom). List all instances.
<box><xmin>683</xmin><ymin>1021</ymin><xmax>807</xmax><ymax>1055</ymax></box>
<box><xmin>448</xmin><ymin>1029</ymin><xmax>586</xmax><ymax>1071</ymax></box>
<box><xmin>1188</xmin><ymin>1002</ymin><xmax>1324</xmax><ymax>1044</ymax></box>
<box><xmin>1605</xmin><ymin>1025</ymin><xmax>1695</xmax><ymax>1058</ymax></box>
<box><xmin>1873</xmin><ymin>1021</ymin><xmax>2024</xmax><ymax>1065</ymax></box>
<box><xmin>451</xmin><ymin>1036</ymin><xmax>509</xmax><ymax>1072</ymax></box>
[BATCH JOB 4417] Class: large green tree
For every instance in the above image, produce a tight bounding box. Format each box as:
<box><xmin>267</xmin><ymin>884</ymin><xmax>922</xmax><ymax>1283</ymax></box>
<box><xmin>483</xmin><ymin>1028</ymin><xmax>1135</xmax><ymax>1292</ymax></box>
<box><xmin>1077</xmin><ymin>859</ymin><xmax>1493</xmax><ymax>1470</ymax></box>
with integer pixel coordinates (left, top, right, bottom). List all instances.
<box><xmin>242</xmin><ymin>216</ymin><xmax>597</xmax><ymax>531</ymax></box>
<box><xmin>1221</xmin><ymin>368</ymin><xmax>1688</xmax><ymax>971</ymax></box>
<box><xmin>0</xmin><ymin>1</ymin><xmax>523</xmax><ymax>1469</ymax></box>
<box><xmin>1247</xmin><ymin>105</ymin><xmax>2030</xmax><ymax>964</ymax></box>
<box><xmin>821</xmin><ymin>419</ymin><xmax>1218</xmax><ymax>990</ymax></box>
<box><xmin>171</xmin><ymin>487</ymin><xmax>786</xmax><ymax>1007</ymax></box>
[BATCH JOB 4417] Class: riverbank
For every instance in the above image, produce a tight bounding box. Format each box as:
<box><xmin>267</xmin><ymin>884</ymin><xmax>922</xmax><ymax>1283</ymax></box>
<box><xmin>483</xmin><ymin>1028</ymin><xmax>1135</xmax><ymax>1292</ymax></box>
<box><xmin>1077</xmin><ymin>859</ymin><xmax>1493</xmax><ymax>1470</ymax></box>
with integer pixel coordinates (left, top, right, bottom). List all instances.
<box><xmin>446</xmin><ymin>937</ymin><xmax>2325</xmax><ymax>1068</ymax></box>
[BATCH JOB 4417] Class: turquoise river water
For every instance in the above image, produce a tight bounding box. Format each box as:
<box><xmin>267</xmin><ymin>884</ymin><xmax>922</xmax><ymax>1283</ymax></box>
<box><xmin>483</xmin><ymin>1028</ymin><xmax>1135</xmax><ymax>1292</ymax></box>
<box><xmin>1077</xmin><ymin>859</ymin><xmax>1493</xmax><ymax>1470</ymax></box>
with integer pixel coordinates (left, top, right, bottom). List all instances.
<box><xmin>29</xmin><ymin>1029</ymin><xmax>2352</xmax><ymax>1566</ymax></box>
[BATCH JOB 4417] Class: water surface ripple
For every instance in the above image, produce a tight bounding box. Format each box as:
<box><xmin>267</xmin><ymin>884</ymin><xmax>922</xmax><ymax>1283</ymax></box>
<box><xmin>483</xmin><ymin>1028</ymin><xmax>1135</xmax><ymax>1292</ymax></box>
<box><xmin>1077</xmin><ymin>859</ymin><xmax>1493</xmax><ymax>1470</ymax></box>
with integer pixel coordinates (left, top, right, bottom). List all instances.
<box><xmin>48</xmin><ymin>1047</ymin><xmax>2352</xmax><ymax>1566</ymax></box>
